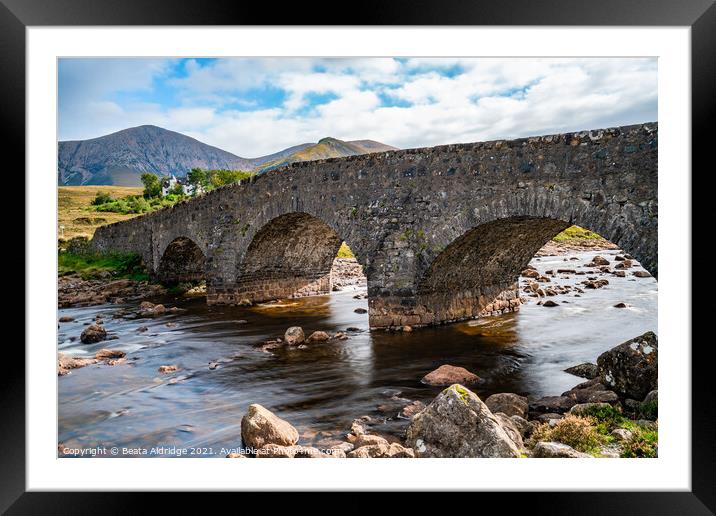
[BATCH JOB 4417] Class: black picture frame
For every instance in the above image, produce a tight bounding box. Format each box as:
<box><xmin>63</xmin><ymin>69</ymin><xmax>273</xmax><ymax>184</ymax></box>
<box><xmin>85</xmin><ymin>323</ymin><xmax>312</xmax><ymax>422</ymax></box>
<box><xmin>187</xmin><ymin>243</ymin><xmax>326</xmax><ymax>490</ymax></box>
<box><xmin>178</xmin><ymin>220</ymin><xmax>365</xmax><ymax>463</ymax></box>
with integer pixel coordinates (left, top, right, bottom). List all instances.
<box><xmin>4</xmin><ymin>0</ymin><xmax>710</xmax><ymax>512</ymax></box>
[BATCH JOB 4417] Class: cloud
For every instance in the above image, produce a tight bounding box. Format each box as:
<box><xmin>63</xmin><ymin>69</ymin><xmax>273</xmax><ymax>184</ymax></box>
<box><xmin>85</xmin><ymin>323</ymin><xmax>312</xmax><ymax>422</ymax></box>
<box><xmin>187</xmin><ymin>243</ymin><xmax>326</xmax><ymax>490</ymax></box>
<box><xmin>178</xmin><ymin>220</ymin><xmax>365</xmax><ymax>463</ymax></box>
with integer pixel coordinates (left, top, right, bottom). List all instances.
<box><xmin>58</xmin><ymin>57</ymin><xmax>657</xmax><ymax>157</ymax></box>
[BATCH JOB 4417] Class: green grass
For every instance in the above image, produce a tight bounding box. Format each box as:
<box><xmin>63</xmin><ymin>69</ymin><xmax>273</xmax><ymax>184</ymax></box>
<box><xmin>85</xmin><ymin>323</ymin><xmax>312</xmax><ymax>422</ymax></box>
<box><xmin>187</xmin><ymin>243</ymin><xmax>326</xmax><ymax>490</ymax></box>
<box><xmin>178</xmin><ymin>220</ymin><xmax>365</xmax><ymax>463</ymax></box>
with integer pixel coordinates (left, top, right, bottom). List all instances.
<box><xmin>578</xmin><ymin>404</ymin><xmax>658</xmax><ymax>458</ymax></box>
<box><xmin>58</xmin><ymin>251</ymin><xmax>149</xmax><ymax>281</ymax></box>
<box><xmin>90</xmin><ymin>193</ymin><xmax>185</xmax><ymax>215</ymax></box>
<box><xmin>552</xmin><ymin>225</ymin><xmax>605</xmax><ymax>242</ymax></box>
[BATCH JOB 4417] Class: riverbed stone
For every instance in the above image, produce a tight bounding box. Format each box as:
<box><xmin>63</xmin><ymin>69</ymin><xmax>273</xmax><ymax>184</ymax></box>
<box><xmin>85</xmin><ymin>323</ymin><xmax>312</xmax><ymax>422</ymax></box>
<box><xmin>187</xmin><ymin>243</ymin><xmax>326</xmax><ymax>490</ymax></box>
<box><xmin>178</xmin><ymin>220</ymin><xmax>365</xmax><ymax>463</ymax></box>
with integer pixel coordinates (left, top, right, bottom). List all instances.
<box><xmin>353</xmin><ymin>434</ymin><xmax>389</xmax><ymax>449</ymax></box>
<box><xmin>405</xmin><ymin>384</ymin><xmax>521</xmax><ymax>458</ymax></box>
<box><xmin>529</xmin><ymin>395</ymin><xmax>577</xmax><ymax>415</ymax></box>
<box><xmin>562</xmin><ymin>388</ymin><xmax>620</xmax><ymax>405</ymax></box>
<box><xmin>564</xmin><ymin>362</ymin><xmax>599</xmax><ymax>379</ymax></box>
<box><xmin>241</xmin><ymin>404</ymin><xmax>299</xmax><ymax>449</ymax></box>
<box><xmin>95</xmin><ymin>349</ymin><xmax>126</xmax><ymax>360</ymax></box>
<box><xmin>535</xmin><ymin>413</ymin><xmax>564</xmax><ymax>424</ymax></box>
<box><xmin>509</xmin><ymin>415</ymin><xmax>535</xmax><ymax>438</ymax></box>
<box><xmin>484</xmin><ymin>393</ymin><xmax>529</xmax><ymax>419</ymax></box>
<box><xmin>532</xmin><ymin>441</ymin><xmax>592</xmax><ymax>458</ymax></box>
<box><xmin>494</xmin><ymin>412</ymin><xmax>524</xmax><ymax>449</ymax></box>
<box><xmin>421</xmin><ymin>365</ymin><xmax>481</xmax><ymax>386</ymax></box>
<box><xmin>347</xmin><ymin>442</ymin><xmax>414</xmax><ymax>458</ymax></box>
<box><xmin>307</xmin><ymin>330</ymin><xmax>330</xmax><ymax>342</ymax></box>
<box><xmin>59</xmin><ymin>315</ymin><xmax>75</xmax><ymax>323</ymax></box>
<box><xmin>57</xmin><ymin>353</ymin><xmax>97</xmax><ymax>376</ymax></box>
<box><xmin>597</xmin><ymin>331</ymin><xmax>658</xmax><ymax>399</ymax></box>
<box><xmin>284</xmin><ymin>326</ymin><xmax>305</xmax><ymax>346</ymax></box>
<box><xmin>399</xmin><ymin>400</ymin><xmax>426</xmax><ymax>419</ymax></box>
<box><xmin>611</xmin><ymin>428</ymin><xmax>633</xmax><ymax>441</ymax></box>
<box><xmin>568</xmin><ymin>402</ymin><xmax>614</xmax><ymax>416</ymax></box>
<box><xmin>80</xmin><ymin>323</ymin><xmax>106</xmax><ymax>344</ymax></box>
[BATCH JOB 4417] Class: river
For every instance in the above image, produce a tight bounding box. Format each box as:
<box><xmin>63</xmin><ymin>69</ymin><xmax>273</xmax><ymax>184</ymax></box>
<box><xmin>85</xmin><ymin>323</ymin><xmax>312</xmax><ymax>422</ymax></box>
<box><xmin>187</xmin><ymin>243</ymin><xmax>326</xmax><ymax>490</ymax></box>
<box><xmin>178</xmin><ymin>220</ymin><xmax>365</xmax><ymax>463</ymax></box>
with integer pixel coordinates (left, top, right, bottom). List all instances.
<box><xmin>57</xmin><ymin>249</ymin><xmax>657</xmax><ymax>456</ymax></box>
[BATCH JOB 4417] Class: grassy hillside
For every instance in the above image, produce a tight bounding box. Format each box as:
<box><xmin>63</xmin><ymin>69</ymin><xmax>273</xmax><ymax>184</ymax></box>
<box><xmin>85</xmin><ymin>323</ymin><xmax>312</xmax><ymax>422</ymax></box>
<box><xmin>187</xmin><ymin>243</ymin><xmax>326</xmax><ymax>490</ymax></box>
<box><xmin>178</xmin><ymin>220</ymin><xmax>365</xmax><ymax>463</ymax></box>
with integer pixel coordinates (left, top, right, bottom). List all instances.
<box><xmin>258</xmin><ymin>137</ymin><xmax>397</xmax><ymax>173</ymax></box>
<box><xmin>58</xmin><ymin>186</ymin><xmax>143</xmax><ymax>240</ymax></box>
<box><xmin>553</xmin><ymin>225</ymin><xmax>605</xmax><ymax>242</ymax></box>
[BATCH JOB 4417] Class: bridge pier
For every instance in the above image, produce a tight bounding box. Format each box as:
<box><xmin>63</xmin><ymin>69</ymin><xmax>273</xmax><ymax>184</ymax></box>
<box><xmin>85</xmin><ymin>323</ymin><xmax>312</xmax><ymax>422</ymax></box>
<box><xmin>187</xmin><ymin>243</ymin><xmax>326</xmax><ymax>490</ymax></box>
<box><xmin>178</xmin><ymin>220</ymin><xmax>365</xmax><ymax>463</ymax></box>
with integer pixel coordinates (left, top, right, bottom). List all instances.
<box><xmin>368</xmin><ymin>283</ymin><xmax>521</xmax><ymax>329</ymax></box>
<box><xmin>207</xmin><ymin>273</ymin><xmax>332</xmax><ymax>305</ymax></box>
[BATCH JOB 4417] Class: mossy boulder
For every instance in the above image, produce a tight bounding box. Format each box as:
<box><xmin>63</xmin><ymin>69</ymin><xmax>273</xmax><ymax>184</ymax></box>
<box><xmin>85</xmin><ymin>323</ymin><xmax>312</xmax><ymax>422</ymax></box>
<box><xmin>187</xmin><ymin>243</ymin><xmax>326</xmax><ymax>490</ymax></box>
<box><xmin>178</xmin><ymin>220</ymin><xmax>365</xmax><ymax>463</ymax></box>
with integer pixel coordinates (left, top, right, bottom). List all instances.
<box><xmin>597</xmin><ymin>331</ymin><xmax>658</xmax><ymax>399</ymax></box>
<box><xmin>405</xmin><ymin>384</ymin><xmax>520</xmax><ymax>458</ymax></box>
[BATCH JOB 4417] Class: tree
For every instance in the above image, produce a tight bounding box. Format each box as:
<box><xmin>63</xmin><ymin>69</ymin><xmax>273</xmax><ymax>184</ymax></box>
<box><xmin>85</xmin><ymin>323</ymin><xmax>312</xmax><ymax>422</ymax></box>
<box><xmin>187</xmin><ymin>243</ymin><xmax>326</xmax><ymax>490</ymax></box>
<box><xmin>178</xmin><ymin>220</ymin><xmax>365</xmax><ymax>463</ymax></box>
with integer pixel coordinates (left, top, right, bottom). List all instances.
<box><xmin>186</xmin><ymin>168</ymin><xmax>207</xmax><ymax>195</ymax></box>
<box><xmin>91</xmin><ymin>191</ymin><xmax>113</xmax><ymax>205</ymax></box>
<box><xmin>141</xmin><ymin>173</ymin><xmax>162</xmax><ymax>198</ymax></box>
<box><xmin>169</xmin><ymin>182</ymin><xmax>185</xmax><ymax>197</ymax></box>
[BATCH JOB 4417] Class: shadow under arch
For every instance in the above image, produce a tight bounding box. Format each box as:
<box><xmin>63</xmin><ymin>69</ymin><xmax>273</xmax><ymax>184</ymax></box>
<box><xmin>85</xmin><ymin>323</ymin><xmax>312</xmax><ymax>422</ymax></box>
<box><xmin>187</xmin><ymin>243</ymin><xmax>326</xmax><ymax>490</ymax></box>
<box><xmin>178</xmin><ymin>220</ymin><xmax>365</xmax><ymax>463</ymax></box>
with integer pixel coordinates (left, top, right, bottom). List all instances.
<box><xmin>414</xmin><ymin>216</ymin><xmax>637</xmax><ymax>326</ymax></box>
<box><xmin>234</xmin><ymin>212</ymin><xmax>351</xmax><ymax>303</ymax></box>
<box><xmin>156</xmin><ymin>236</ymin><xmax>207</xmax><ymax>284</ymax></box>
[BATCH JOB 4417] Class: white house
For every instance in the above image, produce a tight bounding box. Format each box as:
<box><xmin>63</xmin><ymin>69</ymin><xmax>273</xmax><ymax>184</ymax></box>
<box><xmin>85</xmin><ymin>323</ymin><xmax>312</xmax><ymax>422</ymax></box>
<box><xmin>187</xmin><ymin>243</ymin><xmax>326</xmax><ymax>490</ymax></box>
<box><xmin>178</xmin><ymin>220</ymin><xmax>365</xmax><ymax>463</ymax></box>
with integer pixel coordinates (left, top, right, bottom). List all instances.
<box><xmin>161</xmin><ymin>174</ymin><xmax>203</xmax><ymax>197</ymax></box>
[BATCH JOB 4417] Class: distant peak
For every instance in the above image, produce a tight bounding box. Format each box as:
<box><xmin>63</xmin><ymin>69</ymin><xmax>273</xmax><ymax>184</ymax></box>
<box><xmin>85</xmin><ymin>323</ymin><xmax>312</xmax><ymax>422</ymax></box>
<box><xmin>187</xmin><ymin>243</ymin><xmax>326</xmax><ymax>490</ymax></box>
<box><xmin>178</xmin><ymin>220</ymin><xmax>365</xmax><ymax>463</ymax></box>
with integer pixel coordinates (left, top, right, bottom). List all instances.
<box><xmin>318</xmin><ymin>137</ymin><xmax>343</xmax><ymax>144</ymax></box>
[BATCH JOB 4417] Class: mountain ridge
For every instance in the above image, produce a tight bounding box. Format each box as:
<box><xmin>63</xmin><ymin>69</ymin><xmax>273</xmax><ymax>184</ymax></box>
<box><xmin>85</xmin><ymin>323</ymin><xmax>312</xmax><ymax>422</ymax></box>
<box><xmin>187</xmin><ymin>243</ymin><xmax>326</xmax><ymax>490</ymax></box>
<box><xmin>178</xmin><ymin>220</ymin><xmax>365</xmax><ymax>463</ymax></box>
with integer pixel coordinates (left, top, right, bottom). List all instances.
<box><xmin>58</xmin><ymin>125</ymin><xmax>395</xmax><ymax>186</ymax></box>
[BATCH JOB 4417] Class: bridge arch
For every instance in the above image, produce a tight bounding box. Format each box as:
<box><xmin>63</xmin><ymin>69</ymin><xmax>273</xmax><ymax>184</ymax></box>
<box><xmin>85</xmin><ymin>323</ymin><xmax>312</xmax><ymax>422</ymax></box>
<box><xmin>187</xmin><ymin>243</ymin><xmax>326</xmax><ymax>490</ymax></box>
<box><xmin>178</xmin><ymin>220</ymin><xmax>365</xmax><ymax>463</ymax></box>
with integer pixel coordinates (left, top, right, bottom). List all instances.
<box><xmin>155</xmin><ymin>236</ymin><xmax>207</xmax><ymax>285</ymax></box>
<box><xmin>233</xmin><ymin>212</ymin><xmax>365</xmax><ymax>303</ymax></box>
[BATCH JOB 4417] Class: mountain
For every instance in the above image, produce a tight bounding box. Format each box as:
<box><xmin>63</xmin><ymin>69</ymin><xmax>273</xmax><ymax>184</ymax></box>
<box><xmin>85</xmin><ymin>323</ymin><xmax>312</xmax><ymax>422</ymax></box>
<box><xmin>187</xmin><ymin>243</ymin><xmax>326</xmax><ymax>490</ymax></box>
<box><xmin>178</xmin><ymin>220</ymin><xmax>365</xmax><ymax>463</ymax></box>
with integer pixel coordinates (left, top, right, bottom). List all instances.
<box><xmin>58</xmin><ymin>125</ymin><xmax>396</xmax><ymax>186</ymax></box>
<box><xmin>257</xmin><ymin>137</ymin><xmax>398</xmax><ymax>173</ymax></box>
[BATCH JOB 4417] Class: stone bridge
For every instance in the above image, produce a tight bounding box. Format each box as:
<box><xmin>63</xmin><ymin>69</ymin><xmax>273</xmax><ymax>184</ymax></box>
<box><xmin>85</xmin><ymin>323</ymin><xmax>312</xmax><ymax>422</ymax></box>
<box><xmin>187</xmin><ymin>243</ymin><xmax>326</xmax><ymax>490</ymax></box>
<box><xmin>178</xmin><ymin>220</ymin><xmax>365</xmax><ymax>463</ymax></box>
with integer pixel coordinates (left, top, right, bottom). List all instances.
<box><xmin>91</xmin><ymin>123</ymin><xmax>658</xmax><ymax>330</ymax></box>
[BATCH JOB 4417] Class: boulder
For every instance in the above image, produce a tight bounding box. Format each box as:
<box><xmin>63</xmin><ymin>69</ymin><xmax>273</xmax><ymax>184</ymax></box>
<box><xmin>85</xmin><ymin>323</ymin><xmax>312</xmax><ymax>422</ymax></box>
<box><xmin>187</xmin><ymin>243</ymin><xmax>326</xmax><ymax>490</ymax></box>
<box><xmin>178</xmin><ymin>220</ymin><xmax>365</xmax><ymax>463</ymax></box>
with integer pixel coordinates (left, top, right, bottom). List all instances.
<box><xmin>529</xmin><ymin>395</ymin><xmax>577</xmax><ymax>414</ymax></box>
<box><xmin>139</xmin><ymin>303</ymin><xmax>166</xmax><ymax>317</ymax></box>
<box><xmin>597</xmin><ymin>331</ymin><xmax>658</xmax><ymax>399</ymax></box>
<box><xmin>158</xmin><ymin>365</ymin><xmax>178</xmax><ymax>373</ymax></box>
<box><xmin>95</xmin><ymin>349</ymin><xmax>126</xmax><ymax>360</ymax></box>
<box><xmin>509</xmin><ymin>415</ymin><xmax>535</xmax><ymax>438</ymax></box>
<box><xmin>399</xmin><ymin>400</ymin><xmax>426</xmax><ymax>419</ymax></box>
<box><xmin>284</xmin><ymin>326</ymin><xmax>305</xmax><ymax>346</ymax></box>
<box><xmin>241</xmin><ymin>404</ymin><xmax>299</xmax><ymax>449</ymax></box>
<box><xmin>59</xmin><ymin>316</ymin><xmax>75</xmax><ymax>323</ymax></box>
<box><xmin>568</xmin><ymin>402</ymin><xmax>614</xmax><ymax>416</ymax></box>
<box><xmin>80</xmin><ymin>323</ymin><xmax>106</xmax><ymax>344</ymax></box>
<box><xmin>542</xmin><ymin>300</ymin><xmax>559</xmax><ymax>307</ymax></box>
<box><xmin>643</xmin><ymin>390</ymin><xmax>658</xmax><ymax>403</ymax></box>
<box><xmin>633</xmin><ymin>271</ymin><xmax>652</xmax><ymax>278</ymax></box>
<box><xmin>405</xmin><ymin>384</ymin><xmax>520</xmax><ymax>458</ymax></box>
<box><xmin>532</xmin><ymin>441</ymin><xmax>592</xmax><ymax>458</ymax></box>
<box><xmin>611</xmin><ymin>428</ymin><xmax>633</xmax><ymax>441</ymax></box>
<box><xmin>57</xmin><ymin>353</ymin><xmax>97</xmax><ymax>376</ymax></box>
<box><xmin>493</xmin><ymin>412</ymin><xmax>524</xmax><ymax>449</ymax></box>
<box><xmin>570</xmin><ymin>377</ymin><xmax>608</xmax><ymax>391</ymax></box>
<box><xmin>421</xmin><ymin>365</ymin><xmax>480</xmax><ymax>386</ymax></box>
<box><xmin>307</xmin><ymin>331</ymin><xmax>330</xmax><ymax>342</ymax></box>
<box><xmin>352</xmin><ymin>434</ymin><xmax>388</xmax><ymax>449</ymax></box>
<box><xmin>564</xmin><ymin>362</ymin><xmax>599</xmax><ymax>379</ymax></box>
<box><xmin>484</xmin><ymin>393</ymin><xmax>529</xmax><ymax>419</ymax></box>
<box><xmin>535</xmin><ymin>413</ymin><xmax>564</xmax><ymax>424</ymax></box>
<box><xmin>563</xmin><ymin>388</ymin><xmax>619</xmax><ymax>405</ymax></box>
<box><xmin>347</xmin><ymin>442</ymin><xmax>414</xmax><ymax>458</ymax></box>
<box><xmin>590</xmin><ymin>256</ymin><xmax>610</xmax><ymax>266</ymax></box>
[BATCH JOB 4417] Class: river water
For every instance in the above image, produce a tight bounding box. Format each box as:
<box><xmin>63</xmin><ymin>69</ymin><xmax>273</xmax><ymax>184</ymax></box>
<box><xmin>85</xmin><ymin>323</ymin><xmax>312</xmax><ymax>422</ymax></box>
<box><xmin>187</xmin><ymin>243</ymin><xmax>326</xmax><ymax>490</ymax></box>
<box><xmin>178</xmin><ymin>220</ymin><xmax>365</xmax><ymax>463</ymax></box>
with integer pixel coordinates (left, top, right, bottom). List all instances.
<box><xmin>57</xmin><ymin>250</ymin><xmax>657</xmax><ymax>457</ymax></box>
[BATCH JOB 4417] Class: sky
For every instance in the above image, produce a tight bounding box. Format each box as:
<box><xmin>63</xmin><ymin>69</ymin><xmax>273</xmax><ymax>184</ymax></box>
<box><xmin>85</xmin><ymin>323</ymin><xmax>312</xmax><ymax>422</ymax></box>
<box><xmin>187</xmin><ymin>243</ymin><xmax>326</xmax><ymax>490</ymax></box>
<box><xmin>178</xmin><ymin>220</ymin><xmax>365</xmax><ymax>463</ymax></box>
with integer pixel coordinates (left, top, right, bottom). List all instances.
<box><xmin>58</xmin><ymin>57</ymin><xmax>657</xmax><ymax>158</ymax></box>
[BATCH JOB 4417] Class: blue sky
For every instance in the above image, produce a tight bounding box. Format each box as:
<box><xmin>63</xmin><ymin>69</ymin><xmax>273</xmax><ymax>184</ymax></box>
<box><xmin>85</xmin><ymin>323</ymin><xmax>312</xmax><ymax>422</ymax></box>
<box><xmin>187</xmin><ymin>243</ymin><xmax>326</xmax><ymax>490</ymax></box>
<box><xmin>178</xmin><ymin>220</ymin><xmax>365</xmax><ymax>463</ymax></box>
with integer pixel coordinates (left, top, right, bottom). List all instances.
<box><xmin>58</xmin><ymin>57</ymin><xmax>657</xmax><ymax>157</ymax></box>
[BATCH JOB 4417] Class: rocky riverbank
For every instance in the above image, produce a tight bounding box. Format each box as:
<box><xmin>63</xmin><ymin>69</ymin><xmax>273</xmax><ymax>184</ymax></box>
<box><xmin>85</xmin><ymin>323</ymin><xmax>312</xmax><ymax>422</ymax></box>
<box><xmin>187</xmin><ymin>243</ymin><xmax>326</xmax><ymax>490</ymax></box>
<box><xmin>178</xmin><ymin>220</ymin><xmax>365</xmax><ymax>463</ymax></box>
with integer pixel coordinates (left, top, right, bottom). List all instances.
<box><xmin>215</xmin><ymin>330</ymin><xmax>658</xmax><ymax>459</ymax></box>
<box><xmin>59</xmin><ymin>274</ymin><xmax>167</xmax><ymax>308</ymax></box>
<box><xmin>535</xmin><ymin>239</ymin><xmax>618</xmax><ymax>257</ymax></box>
